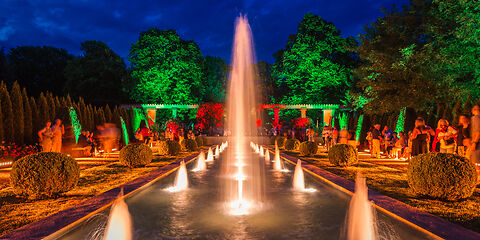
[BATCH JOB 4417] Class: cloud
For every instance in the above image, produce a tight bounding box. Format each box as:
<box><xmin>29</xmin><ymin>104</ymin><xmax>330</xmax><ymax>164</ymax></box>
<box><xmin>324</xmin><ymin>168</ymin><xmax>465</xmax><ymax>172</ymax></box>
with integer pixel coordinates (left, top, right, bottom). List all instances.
<box><xmin>0</xmin><ymin>24</ymin><xmax>15</xmax><ymax>41</ymax></box>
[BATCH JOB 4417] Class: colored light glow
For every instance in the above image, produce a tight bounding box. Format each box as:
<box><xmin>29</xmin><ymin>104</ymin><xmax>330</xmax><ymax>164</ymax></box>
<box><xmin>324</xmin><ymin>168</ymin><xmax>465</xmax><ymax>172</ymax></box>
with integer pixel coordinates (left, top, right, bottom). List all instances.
<box><xmin>355</xmin><ymin>114</ymin><xmax>364</xmax><ymax>142</ymax></box>
<box><xmin>120</xmin><ymin>117</ymin><xmax>129</xmax><ymax>146</ymax></box>
<box><xmin>69</xmin><ymin>107</ymin><xmax>82</xmax><ymax>144</ymax></box>
<box><xmin>395</xmin><ymin>107</ymin><xmax>406</xmax><ymax>133</ymax></box>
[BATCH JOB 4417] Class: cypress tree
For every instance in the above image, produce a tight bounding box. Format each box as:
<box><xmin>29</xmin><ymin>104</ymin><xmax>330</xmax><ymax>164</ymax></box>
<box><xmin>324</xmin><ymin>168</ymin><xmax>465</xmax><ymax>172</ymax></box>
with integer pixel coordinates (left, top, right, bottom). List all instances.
<box><xmin>65</xmin><ymin>94</ymin><xmax>73</xmax><ymax>107</ymax></box>
<box><xmin>463</xmin><ymin>96</ymin><xmax>473</xmax><ymax>116</ymax></box>
<box><xmin>46</xmin><ymin>92</ymin><xmax>55</xmax><ymax>121</ymax></box>
<box><xmin>22</xmin><ymin>88</ymin><xmax>33</xmax><ymax>144</ymax></box>
<box><xmin>60</xmin><ymin>96</ymin><xmax>68</xmax><ymax>107</ymax></box>
<box><xmin>30</xmin><ymin>97</ymin><xmax>40</xmax><ymax>135</ymax></box>
<box><xmin>38</xmin><ymin>92</ymin><xmax>50</xmax><ymax>125</ymax></box>
<box><xmin>55</xmin><ymin>96</ymin><xmax>61</xmax><ymax>110</ymax></box>
<box><xmin>10</xmin><ymin>81</ymin><xmax>24</xmax><ymax>145</ymax></box>
<box><xmin>452</xmin><ymin>100</ymin><xmax>463</xmax><ymax>125</ymax></box>
<box><xmin>105</xmin><ymin>105</ymin><xmax>112</xmax><ymax>123</ymax></box>
<box><xmin>0</xmin><ymin>103</ymin><xmax>4</xmax><ymax>142</ymax></box>
<box><xmin>113</xmin><ymin>106</ymin><xmax>121</xmax><ymax>127</ymax></box>
<box><xmin>0</xmin><ymin>82</ymin><xmax>14</xmax><ymax>142</ymax></box>
<box><xmin>78</xmin><ymin>98</ymin><xmax>88</xmax><ymax>129</ymax></box>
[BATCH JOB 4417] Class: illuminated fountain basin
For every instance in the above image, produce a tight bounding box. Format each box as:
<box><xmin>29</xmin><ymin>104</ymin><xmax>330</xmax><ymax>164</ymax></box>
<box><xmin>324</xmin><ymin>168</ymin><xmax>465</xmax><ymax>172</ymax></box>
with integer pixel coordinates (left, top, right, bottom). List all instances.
<box><xmin>56</xmin><ymin>148</ymin><xmax>436</xmax><ymax>240</ymax></box>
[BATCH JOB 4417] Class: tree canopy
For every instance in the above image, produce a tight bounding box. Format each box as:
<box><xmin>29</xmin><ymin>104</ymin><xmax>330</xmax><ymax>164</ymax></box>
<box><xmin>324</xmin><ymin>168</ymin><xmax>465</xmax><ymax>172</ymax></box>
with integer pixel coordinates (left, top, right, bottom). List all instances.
<box><xmin>272</xmin><ymin>13</ymin><xmax>357</xmax><ymax>105</ymax></box>
<box><xmin>128</xmin><ymin>28</ymin><xmax>203</xmax><ymax>105</ymax></box>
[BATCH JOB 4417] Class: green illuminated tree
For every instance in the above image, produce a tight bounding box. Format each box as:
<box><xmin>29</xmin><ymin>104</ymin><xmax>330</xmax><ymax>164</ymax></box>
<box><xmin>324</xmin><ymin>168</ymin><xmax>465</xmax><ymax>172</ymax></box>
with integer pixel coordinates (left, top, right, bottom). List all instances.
<box><xmin>129</xmin><ymin>29</ymin><xmax>203</xmax><ymax>106</ymax></box>
<box><xmin>11</xmin><ymin>82</ymin><xmax>24</xmax><ymax>145</ymax></box>
<box><xmin>200</xmin><ymin>56</ymin><xmax>228</xmax><ymax>103</ymax></box>
<box><xmin>0</xmin><ymin>82</ymin><xmax>14</xmax><ymax>142</ymax></box>
<box><xmin>272</xmin><ymin>13</ymin><xmax>356</xmax><ymax>106</ymax></box>
<box><xmin>22</xmin><ymin>88</ymin><xmax>33</xmax><ymax>144</ymax></box>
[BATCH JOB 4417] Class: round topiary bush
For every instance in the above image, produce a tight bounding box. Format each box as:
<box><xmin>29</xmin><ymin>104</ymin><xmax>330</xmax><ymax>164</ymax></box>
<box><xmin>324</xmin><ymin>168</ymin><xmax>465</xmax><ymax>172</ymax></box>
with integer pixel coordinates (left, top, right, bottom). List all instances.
<box><xmin>275</xmin><ymin>136</ymin><xmax>287</xmax><ymax>148</ymax></box>
<box><xmin>10</xmin><ymin>152</ymin><xmax>80</xmax><ymax>199</ymax></box>
<box><xmin>181</xmin><ymin>139</ymin><xmax>198</xmax><ymax>152</ymax></box>
<box><xmin>299</xmin><ymin>141</ymin><xmax>318</xmax><ymax>156</ymax></box>
<box><xmin>407</xmin><ymin>152</ymin><xmax>477</xmax><ymax>201</ymax></box>
<box><xmin>328</xmin><ymin>144</ymin><xmax>358</xmax><ymax>166</ymax></box>
<box><xmin>196</xmin><ymin>137</ymin><xmax>204</xmax><ymax>147</ymax></box>
<box><xmin>119</xmin><ymin>143</ymin><xmax>153</xmax><ymax>168</ymax></box>
<box><xmin>157</xmin><ymin>140</ymin><xmax>169</xmax><ymax>155</ymax></box>
<box><xmin>167</xmin><ymin>140</ymin><xmax>181</xmax><ymax>155</ymax></box>
<box><xmin>284</xmin><ymin>138</ymin><xmax>301</xmax><ymax>151</ymax></box>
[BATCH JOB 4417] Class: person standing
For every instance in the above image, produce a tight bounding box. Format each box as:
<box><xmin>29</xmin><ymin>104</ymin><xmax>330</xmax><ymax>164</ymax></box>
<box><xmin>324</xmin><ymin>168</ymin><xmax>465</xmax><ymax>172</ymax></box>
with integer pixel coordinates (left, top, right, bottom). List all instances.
<box><xmin>371</xmin><ymin>124</ymin><xmax>382</xmax><ymax>158</ymax></box>
<box><xmin>470</xmin><ymin>105</ymin><xmax>480</xmax><ymax>164</ymax></box>
<box><xmin>457</xmin><ymin>115</ymin><xmax>471</xmax><ymax>158</ymax></box>
<box><xmin>51</xmin><ymin>119</ymin><xmax>65</xmax><ymax>152</ymax></box>
<box><xmin>38</xmin><ymin>121</ymin><xmax>54</xmax><ymax>152</ymax></box>
<box><xmin>411</xmin><ymin>117</ymin><xmax>435</xmax><ymax>156</ymax></box>
<box><xmin>435</xmin><ymin>119</ymin><xmax>457</xmax><ymax>153</ymax></box>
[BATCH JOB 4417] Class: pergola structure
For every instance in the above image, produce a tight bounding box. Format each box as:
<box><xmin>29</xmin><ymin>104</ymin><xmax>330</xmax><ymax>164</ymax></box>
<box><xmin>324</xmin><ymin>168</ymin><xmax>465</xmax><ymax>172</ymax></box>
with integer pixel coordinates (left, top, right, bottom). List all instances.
<box><xmin>122</xmin><ymin>103</ymin><xmax>348</xmax><ymax>129</ymax></box>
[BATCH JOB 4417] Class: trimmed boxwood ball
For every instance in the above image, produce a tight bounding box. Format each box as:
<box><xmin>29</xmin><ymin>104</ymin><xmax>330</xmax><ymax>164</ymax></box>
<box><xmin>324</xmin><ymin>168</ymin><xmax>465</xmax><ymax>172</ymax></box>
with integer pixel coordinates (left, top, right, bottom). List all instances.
<box><xmin>157</xmin><ymin>140</ymin><xmax>169</xmax><ymax>155</ymax></box>
<box><xmin>299</xmin><ymin>141</ymin><xmax>318</xmax><ymax>156</ymax></box>
<box><xmin>284</xmin><ymin>139</ymin><xmax>301</xmax><ymax>151</ymax></box>
<box><xmin>407</xmin><ymin>152</ymin><xmax>477</xmax><ymax>201</ymax></box>
<box><xmin>275</xmin><ymin>136</ymin><xmax>287</xmax><ymax>148</ymax></box>
<box><xmin>167</xmin><ymin>140</ymin><xmax>181</xmax><ymax>155</ymax></box>
<box><xmin>10</xmin><ymin>152</ymin><xmax>80</xmax><ymax>199</ymax></box>
<box><xmin>119</xmin><ymin>143</ymin><xmax>153</xmax><ymax>168</ymax></box>
<box><xmin>328</xmin><ymin>144</ymin><xmax>358</xmax><ymax>166</ymax></box>
<box><xmin>181</xmin><ymin>139</ymin><xmax>198</xmax><ymax>152</ymax></box>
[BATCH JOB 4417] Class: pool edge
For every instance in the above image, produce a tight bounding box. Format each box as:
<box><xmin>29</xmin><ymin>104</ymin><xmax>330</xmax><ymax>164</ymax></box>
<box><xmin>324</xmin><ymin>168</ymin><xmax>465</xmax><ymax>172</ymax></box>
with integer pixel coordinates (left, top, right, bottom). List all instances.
<box><xmin>0</xmin><ymin>152</ymin><xmax>200</xmax><ymax>240</ymax></box>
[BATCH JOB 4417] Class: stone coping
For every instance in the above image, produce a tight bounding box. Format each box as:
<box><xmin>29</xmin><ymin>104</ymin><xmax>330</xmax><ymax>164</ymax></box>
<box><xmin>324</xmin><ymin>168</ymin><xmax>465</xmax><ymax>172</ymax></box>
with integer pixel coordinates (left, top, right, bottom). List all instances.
<box><xmin>272</xmin><ymin>147</ymin><xmax>480</xmax><ymax>240</ymax></box>
<box><xmin>0</xmin><ymin>152</ymin><xmax>199</xmax><ymax>240</ymax></box>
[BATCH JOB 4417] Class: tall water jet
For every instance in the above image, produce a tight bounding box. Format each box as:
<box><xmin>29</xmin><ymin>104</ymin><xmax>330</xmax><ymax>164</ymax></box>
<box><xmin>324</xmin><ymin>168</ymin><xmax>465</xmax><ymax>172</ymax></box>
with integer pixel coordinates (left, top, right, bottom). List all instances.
<box><xmin>221</xmin><ymin>15</ymin><xmax>264</xmax><ymax>215</ymax></box>
<box><xmin>215</xmin><ymin>145</ymin><xmax>220</xmax><ymax>157</ymax></box>
<box><xmin>265</xmin><ymin>149</ymin><xmax>270</xmax><ymax>161</ymax></box>
<box><xmin>206</xmin><ymin>147</ymin><xmax>214</xmax><ymax>162</ymax></box>
<box><xmin>293</xmin><ymin>160</ymin><xmax>305</xmax><ymax>191</ymax></box>
<box><xmin>346</xmin><ymin>174</ymin><xmax>378</xmax><ymax>240</ymax></box>
<box><xmin>103</xmin><ymin>191</ymin><xmax>132</xmax><ymax>240</ymax></box>
<box><xmin>192</xmin><ymin>152</ymin><xmax>207</xmax><ymax>172</ymax></box>
<box><xmin>166</xmin><ymin>161</ymin><xmax>189</xmax><ymax>192</ymax></box>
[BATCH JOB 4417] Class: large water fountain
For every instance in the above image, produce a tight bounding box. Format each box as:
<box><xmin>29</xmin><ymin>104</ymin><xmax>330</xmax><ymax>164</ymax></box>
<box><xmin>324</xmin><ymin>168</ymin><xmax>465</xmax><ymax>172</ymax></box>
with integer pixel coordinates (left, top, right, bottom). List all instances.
<box><xmin>221</xmin><ymin>15</ymin><xmax>265</xmax><ymax>215</ymax></box>
<box><xmin>52</xmin><ymin>15</ymin><xmax>439</xmax><ymax>240</ymax></box>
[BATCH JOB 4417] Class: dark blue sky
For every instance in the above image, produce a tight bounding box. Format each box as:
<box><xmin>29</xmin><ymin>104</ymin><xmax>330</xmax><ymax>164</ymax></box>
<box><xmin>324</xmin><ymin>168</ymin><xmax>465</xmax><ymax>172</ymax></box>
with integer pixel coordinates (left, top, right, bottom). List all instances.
<box><xmin>0</xmin><ymin>0</ymin><xmax>409</xmax><ymax>63</ymax></box>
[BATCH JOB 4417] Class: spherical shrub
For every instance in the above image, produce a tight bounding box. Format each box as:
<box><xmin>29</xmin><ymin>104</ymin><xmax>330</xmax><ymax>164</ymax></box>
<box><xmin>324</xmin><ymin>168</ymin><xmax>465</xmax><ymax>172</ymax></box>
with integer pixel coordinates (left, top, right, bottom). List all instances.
<box><xmin>407</xmin><ymin>152</ymin><xmax>477</xmax><ymax>201</ymax></box>
<box><xmin>119</xmin><ymin>143</ymin><xmax>153</xmax><ymax>168</ymax></box>
<box><xmin>275</xmin><ymin>136</ymin><xmax>287</xmax><ymax>148</ymax></box>
<box><xmin>181</xmin><ymin>139</ymin><xmax>198</xmax><ymax>152</ymax></box>
<box><xmin>328</xmin><ymin>144</ymin><xmax>358</xmax><ymax>166</ymax></box>
<box><xmin>10</xmin><ymin>152</ymin><xmax>80</xmax><ymax>199</ymax></box>
<box><xmin>167</xmin><ymin>140</ymin><xmax>181</xmax><ymax>155</ymax></box>
<box><xmin>284</xmin><ymin>139</ymin><xmax>301</xmax><ymax>151</ymax></box>
<box><xmin>157</xmin><ymin>141</ymin><xmax>169</xmax><ymax>155</ymax></box>
<box><xmin>196</xmin><ymin>137</ymin><xmax>205</xmax><ymax>147</ymax></box>
<box><xmin>299</xmin><ymin>141</ymin><xmax>318</xmax><ymax>156</ymax></box>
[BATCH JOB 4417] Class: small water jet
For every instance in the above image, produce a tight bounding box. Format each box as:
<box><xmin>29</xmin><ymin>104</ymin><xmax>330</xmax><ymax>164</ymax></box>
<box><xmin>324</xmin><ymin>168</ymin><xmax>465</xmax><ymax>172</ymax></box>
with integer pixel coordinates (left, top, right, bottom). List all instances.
<box><xmin>273</xmin><ymin>145</ymin><xmax>288</xmax><ymax>172</ymax></box>
<box><xmin>206</xmin><ymin>147</ymin><xmax>214</xmax><ymax>162</ymax></box>
<box><xmin>259</xmin><ymin>146</ymin><xmax>264</xmax><ymax>157</ymax></box>
<box><xmin>346</xmin><ymin>174</ymin><xmax>378</xmax><ymax>240</ymax></box>
<box><xmin>215</xmin><ymin>145</ymin><xmax>220</xmax><ymax>157</ymax></box>
<box><xmin>103</xmin><ymin>191</ymin><xmax>132</xmax><ymax>240</ymax></box>
<box><xmin>265</xmin><ymin>150</ymin><xmax>270</xmax><ymax>161</ymax></box>
<box><xmin>292</xmin><ymin>160</ymin><xmax>316</xmax><ymax>192</ymax></box>
<box><xmin>166</xmin><ymin>161</ymin><xmax>189</xmax><ymax>192</ymax></box>
<box><xmin>192</xmin><ymin>152</ymin><xmax>206</xmax><ymax>172</ymax></box>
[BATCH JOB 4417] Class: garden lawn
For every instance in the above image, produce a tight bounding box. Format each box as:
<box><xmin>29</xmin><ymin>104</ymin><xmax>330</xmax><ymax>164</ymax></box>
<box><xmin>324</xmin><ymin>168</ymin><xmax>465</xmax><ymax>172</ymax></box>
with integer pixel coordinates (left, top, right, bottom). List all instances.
<box><xmin>0</xmin><ymin>153</ymin><xmax>191</xmax><ymax>236</ymax></box>
<box><xmin>283</xmin><ymin>149</ymin><xmax>480</xmax><ymax>233</ymax></box>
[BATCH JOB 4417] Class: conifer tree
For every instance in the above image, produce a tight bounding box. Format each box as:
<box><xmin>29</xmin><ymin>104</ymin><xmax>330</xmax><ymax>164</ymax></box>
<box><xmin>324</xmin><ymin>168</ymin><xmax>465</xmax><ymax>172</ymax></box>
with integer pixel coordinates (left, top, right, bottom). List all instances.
<box><xmin>30</xmin><ymin>97</ymin><xmax>40</xmax><ymax>134</ymax></box>
<box><xmin>105</xmin><ymin>105</ymin><xmax>112</xmax><ymax>123</ymax></box>
<box><xmin>463</xmin><ymin>96</ymin><xmax>473</xmax><ymax>116</ymax></box>
<box><xmin>46</xmin><ymin>92</ymin><xmax>55</xmax><ymax>120</ymax></box>
<box><xmin>22</xmin><ymin>88</ymin><xmax>33</xmax><ymax>144</ymax></box>
<box><xmin>38</xmin><ymin>92</ymin><xmax>50</xmax><ymax>125</ymax></box>
<box><xmin>0</xmin><ymin>82</ymin><xmax>14</xmax><ymax>142</ymax></box>
<box><xmin>11</xmin><ymin>81</ymin><xmax>24</xmax><ymax>145</ymax></box>
<box><xmin>0</xmin><ymin>103</ymin><xmax>4</xmax><ymax>141</ymax></box>
<box><xmin>65</xmin><ymin>94</ymin><xmax>73</xmax><ymax>107</ymax></box>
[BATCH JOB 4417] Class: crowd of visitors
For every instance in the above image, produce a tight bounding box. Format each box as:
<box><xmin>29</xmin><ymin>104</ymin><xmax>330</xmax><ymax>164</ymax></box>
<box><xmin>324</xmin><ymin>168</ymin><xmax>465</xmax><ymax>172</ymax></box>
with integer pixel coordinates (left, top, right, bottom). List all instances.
<box><xmin>363</xmin><ymin>105</ymin><xmax>480</xmax><ymax>163</ymax></box>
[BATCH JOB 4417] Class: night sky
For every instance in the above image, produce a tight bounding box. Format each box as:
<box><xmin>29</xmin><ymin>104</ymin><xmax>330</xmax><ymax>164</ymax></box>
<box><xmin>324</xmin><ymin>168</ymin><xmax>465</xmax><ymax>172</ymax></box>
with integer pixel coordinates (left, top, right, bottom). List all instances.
<box><xmin>0</xmin><ymin>0</ymin><xmax>409</xmax><ymax>63</ymax></box>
